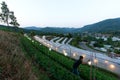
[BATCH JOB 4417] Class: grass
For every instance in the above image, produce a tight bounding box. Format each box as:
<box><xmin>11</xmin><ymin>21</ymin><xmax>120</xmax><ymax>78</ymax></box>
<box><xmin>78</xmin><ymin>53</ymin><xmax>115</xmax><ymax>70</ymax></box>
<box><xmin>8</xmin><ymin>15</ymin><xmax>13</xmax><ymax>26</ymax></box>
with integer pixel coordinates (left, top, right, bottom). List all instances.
<box><xmin>21</xmin><ymin>37</ymin><xmax>81</xmax><ymax>80</ymax></box>
<box><xmin>21</xmin><ymin>41</ymin><xmax>51</xmax><ymax>80</ymax></box>
<box><xmin>0</xmin><ymin>30</ymin><xmax>51</xmax><ymax>80</ymax></box>
<box><xmin>24</xmin><ymin>55</ymin><xmax>51</xmax><ymax>80</ymax></box>
<box><xmin>0</xmin><ymin>30</ymin><xmax>36</xmax><ymax>80</ymax></box>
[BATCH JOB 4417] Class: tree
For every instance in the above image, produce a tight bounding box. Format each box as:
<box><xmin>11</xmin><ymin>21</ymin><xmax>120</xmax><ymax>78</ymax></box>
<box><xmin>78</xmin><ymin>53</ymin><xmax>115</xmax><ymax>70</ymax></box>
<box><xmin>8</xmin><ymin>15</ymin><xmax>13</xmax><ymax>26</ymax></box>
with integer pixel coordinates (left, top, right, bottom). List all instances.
<box><xmin>0</xmin><ymin>1</ymin><xmax>19</xmax><ymax>27</ymax></box>
<box><xmin>0</xmin><ymin>13</ymin><xmax>3</xmax><ymax>22</ymax></box>
<box><xmin>114</xmin><ymin>49</ymin><xmax>120</xmax><ymax>54</ymax></box>
<box><xmin>0</xmin><ymin>1</ymin><xmax>10</xmax><ymax>26</ymax></box>
<box><xmin>9</xmin><ymin>11</ymin><xmax>20</xmax><ymax>27</ymax></box>
<box><xmin>30</xmin><ymin>31</ymin><xmax>35</xmax><ymax>36</ymax></box>
<box><xmin>93</xmin><ymin>42</ymin><xmax>104</xmax><ymax>48</ymax></box>
<box><xmin>106</xmin><ymin>37</ymin><xmax>112</xmax><ymax>45</ymax></box>
<box><xmin>67</xmin><ymin>33</ymin><xmax>72</xmax><ymax>38</ymax></box>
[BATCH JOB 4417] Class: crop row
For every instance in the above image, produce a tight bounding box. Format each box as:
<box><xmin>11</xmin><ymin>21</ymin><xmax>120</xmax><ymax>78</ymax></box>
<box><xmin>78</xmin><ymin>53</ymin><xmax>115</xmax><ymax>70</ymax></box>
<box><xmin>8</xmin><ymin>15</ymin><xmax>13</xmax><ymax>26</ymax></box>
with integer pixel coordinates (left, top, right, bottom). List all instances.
<box><xmin>21</xmin><ymin>37</ymin><xmax>81</xmax><ymax>80</ymax></box>
<box><xmin>32</xmin><ymin>39</ymin><xmax>118</xmax><ymax>80</ymax></box>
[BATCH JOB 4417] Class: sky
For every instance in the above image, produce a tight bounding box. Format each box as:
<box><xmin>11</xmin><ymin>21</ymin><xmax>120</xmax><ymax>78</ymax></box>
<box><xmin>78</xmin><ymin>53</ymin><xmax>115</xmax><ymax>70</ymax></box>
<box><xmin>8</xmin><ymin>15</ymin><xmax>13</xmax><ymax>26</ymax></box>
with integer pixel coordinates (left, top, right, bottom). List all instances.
<box><xmin>1</xmin><ymin>0</ymin><xmax>120</xmax><ymax>28</ymax></box>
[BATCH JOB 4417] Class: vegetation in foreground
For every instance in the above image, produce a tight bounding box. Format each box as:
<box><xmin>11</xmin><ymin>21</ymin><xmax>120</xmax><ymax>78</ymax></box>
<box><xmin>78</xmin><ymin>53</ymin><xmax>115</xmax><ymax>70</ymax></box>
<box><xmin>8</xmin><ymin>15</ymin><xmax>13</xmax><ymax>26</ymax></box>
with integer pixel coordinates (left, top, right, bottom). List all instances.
<box><xmin>0</xmin><ymin>30</ymin><xmax>52</xmax><ymax>80</ymax></box>
<box><xmin>21</xmin><ymin>37</ymin><xmax>81</xmax><ymax>80</ymax></box>
<box><xmin>0</xmin><ymin>30</ymin><xmax>36</xmax><ymax>80</ymax></box>
<box><xmin>22</xmin><ymin>35</ymin><xmax>119</xmax><ymax>80</ymax></box>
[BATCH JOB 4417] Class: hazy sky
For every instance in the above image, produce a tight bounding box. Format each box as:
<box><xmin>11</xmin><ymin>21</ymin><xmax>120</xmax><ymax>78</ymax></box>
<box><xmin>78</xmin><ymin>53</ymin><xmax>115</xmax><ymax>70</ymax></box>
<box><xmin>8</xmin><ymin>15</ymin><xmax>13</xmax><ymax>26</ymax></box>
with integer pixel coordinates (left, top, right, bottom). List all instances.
<box><xmin>1</xmin><ymin>0</ymin><xmax>120</xmax><ymax>28</ymax></box>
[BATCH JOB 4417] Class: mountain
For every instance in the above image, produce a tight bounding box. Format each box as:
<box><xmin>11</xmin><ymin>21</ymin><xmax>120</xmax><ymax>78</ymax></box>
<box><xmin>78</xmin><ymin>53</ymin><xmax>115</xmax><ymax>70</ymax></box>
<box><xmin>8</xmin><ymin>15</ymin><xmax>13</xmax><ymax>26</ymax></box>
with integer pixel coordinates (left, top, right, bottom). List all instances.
<box><xmin>40</xmin><ymin>27</ymin><xmax>76</xmax><ymax>33</ymax></box>
<box><xmin>24</xmin><ymin>26</ymin><xmax>42</xmax><ymax>30</ymax></box>
<box><xmin>24</xmin><ymin>18</ymin><xmax>120</xmax><ymax>33</ymax></box>
<box><xmin>75</xmin><ymin>18</ymin><xmax>120</xmax><ymax>33</ymax></box>
<box><xmin>24</xmin><ymin>26</ymin><xmax>76</xmax><ymax>34</ymax></box>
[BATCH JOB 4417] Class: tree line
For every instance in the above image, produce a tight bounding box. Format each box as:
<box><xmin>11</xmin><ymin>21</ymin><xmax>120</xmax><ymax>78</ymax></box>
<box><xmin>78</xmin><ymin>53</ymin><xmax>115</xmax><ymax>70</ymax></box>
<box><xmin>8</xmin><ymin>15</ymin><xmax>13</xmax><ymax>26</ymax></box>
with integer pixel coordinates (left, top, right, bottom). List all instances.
<box><xmin>0</xmin><ymin>1</ymin><xmax>19</xmax><ymax>27</ymax></box>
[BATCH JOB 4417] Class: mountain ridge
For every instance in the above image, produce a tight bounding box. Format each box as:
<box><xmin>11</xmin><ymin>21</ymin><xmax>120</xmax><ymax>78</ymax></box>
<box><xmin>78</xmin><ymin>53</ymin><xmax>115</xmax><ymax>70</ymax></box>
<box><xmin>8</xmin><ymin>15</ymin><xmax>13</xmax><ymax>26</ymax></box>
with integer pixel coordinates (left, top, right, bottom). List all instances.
<box><xmin>24</xmin><ymin>18</ymin><xmax>120</xmax><ymax>33</ymax></box>
<box><xmin>76</xmin><ymin>18</ymin><xmax>120</xmax><ymax>32</ymax></box>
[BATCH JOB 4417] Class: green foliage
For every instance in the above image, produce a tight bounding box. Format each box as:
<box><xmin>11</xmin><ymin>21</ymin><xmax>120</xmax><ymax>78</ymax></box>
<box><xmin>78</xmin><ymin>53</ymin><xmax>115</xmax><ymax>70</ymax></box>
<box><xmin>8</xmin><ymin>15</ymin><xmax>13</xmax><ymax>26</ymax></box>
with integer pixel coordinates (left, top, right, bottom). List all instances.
<box><xmin>21</xmin><ymin>37</ymin><xmax>81</xmax><ymax>80</ymax></box>
<box><xmin>0</xmin><ymin>1</ymin><xmax>9</xmax><ymax>26</ymax></box>
<box><xmin>114</xmin><ymin>49</ymin><xmax>120</xmax><ymax>54</ymax></box>
<box><xmin>0</xmin><ymin>25</ymin><xmax>21</xmax><ymax>33</ymax></box>
<box><xmin>34</xmin><ymin>41</ymin><xmax>118</xmax><ymax>80</ymax></box>
<box><xmin>106</xmin><ymin>37</ymin><xmax>112</xmax><ymax>45</ymax></box>
<box><xmin>70</xmin><ymin>36</ymin><xmax>82</xmax><ymax>48</ymax></box>
<box><xmin>82</xmin><ymin>36</ymin><xmax>96</xmax><ymax>42</ymax></box>
<box><xmin>22</xmin><ymin>37</ymin><xmax>118</xmax><ymax>80</ymax></box>
<box><xmin>30</xmin><ymin>31</ymin><xmax>36</xmax><ymax>36</ymax></box>
<box><xmin>0</xmin><ymin>1</ymin><xmax>19</xmax><ymax>27</ymax></box>
<box><xmin>93</xmin><ymin>38</ymin><xmax>104</xmax><ymax>47</ymax></box>
<box><xmin>9</xmin><ymin>11</ymin><xmax>20</xmax><ymax>27</ymax></box>
<box><xmin>93</xmin><ymin>42</ymin><xmax>104</xmax><ymax>48</ymax></box>
<box><xmin>65</xmin><ymin>33</ymin><xmax>72</xmax><ymax>38</ymax></box>
<box><xmin>70</xmin><ymin>38</ymin><xmax>78</xmax><ymax>47</ymax></box>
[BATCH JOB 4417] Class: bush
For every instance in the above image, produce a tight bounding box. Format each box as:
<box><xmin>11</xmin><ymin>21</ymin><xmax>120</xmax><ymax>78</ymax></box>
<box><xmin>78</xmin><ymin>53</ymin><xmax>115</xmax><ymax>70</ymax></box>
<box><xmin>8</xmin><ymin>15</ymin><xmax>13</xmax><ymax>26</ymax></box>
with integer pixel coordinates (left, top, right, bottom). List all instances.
<box><xmin>93</xmin><ymin>42</ymin><xmax>104</xmax><ymax>47</ymax></box>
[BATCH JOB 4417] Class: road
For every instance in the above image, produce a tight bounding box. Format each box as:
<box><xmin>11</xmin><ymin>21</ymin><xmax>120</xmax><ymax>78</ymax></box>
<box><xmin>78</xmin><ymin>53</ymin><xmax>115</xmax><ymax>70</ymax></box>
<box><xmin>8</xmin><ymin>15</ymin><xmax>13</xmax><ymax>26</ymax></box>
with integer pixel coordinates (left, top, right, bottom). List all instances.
<box><xmin>79</xmin><ymin>42</ymin><xmax>105</xmax><ymax>54</ymax></box>
<box><xmin>33</xmin><ymin>35</ymin><xmax>120</xmax><ymax>76</ymax></box>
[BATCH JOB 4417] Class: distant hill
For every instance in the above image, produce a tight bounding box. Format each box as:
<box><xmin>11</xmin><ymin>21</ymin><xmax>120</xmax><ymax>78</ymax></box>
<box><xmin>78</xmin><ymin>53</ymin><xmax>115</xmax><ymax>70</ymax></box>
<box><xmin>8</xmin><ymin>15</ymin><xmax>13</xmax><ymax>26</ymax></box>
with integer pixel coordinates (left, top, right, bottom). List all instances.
<box><xmin>24</xmin><ymin>18</ymin><xmax>120</xmax><ymax>33</ymax></box>
<box><xmin>24</xmin><ymin>26</ymin><xmax>76</xmax><ymax>34</ymax></box>
<box><xmin>0</xmin><ymin>25</ymin><xmax>40</xmax><ymax>34</ymax></box>
<box><xmin>75</xmin><ymin>18</ymin><xmax>120</xmax><ymax>33</ymax></box>
<box><xmin>40</xmin><ymin>27</ymin><xmax>76</xmax><ymax>33</ymax></box>
<box><xmin>24</xmin><ymin>26</ymin><xmax>42</xmax><ymax>30</ymax></box>
<box><xmin>0</xmin><ymin>25</ymin><xmax>22</xmax><ymax>32</ymax></box>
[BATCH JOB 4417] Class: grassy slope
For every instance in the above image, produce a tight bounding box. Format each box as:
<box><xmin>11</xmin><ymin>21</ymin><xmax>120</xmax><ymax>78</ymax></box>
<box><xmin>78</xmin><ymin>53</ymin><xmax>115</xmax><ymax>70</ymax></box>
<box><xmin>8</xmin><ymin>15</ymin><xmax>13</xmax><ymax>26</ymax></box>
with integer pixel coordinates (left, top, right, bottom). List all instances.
<box><xmin>0</xmin><ymin>30</ymin><xmax>50</xmax><ymax>80</ymax></box>
<box><xmin>21</xmin><ymin>37</ymin><xmax>81</xmax><ymax>80</ymax></box>
<box><xmin>0</xmin><ymin>30</ymin><xmax>36</xmax><ymax>80</ymax></box>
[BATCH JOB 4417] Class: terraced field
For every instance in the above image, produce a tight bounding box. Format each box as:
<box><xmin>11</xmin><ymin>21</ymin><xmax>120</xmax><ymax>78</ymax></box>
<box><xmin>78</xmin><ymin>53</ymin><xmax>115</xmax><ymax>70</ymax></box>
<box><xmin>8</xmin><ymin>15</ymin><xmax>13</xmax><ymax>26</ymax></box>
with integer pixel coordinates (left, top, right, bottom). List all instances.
<box><xmin>22</xmin><ymin>36</ymin><xmax>119</xmax><ymax>80</ymax></box>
